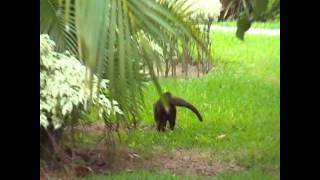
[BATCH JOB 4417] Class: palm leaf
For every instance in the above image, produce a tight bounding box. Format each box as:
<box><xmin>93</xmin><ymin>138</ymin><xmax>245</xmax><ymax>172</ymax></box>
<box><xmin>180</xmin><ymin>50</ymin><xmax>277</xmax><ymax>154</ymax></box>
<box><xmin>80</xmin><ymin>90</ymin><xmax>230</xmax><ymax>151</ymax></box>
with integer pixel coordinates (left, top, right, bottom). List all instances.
<box><xmin>40</xmin><ymin>0</ymin><xmax>207</xmax><ymax>120</ymax></box>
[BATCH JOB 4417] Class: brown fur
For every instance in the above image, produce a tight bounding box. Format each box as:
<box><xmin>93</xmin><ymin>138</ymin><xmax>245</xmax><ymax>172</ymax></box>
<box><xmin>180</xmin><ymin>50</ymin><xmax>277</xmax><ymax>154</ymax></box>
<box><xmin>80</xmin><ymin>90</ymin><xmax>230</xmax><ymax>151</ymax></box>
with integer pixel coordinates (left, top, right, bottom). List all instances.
<box><xmin>153</xmin><ymin>92</ymin><xmax>203</xmax><ymax>131</ymax></box>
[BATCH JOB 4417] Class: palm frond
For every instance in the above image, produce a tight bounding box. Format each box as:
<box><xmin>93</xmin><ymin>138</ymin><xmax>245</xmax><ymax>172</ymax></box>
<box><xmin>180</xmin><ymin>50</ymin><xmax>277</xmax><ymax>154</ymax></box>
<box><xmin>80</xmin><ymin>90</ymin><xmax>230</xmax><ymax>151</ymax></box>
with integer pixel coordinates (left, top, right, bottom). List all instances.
<box><xmin>40</xmin><ymin>0</ymin><xmax>207</xmax><ymax>120</ymax></box>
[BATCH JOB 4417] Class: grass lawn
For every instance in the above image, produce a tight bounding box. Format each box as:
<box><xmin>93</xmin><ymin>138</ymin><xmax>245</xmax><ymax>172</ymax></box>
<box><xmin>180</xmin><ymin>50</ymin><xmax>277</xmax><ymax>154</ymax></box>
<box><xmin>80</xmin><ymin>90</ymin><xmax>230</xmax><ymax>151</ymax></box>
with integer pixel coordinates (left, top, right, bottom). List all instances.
<box><xmin>85</xmin><ymin>31</ymin><xmax>280</xmax><ymax>179</ymax></box>
<box><xmin>85</xmin><ymin>169</ymin><xmax>278</xmax><ymax>180</ymax></box>
<box><xmin>216</xmin><ymin>21</ymin><xmax>280</xmax><ymax>29</ymax></box>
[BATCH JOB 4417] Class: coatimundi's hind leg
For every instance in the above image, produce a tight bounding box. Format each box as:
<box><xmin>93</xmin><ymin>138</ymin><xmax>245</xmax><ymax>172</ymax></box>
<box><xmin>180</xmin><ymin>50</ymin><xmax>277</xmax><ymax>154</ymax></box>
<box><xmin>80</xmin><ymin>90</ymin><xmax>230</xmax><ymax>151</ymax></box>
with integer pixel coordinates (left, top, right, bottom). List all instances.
<box><xmin>154</xmin><ymin>105</ymin><xmax>166</xmax><ymax>132</ymax></box>
<box><xmin>168</xmin><ymin>108</ymin><xmax>177</xmax><ymax>130</ymax></box>
<box><xmin>154</xmin><ymin>111</ymin><xmax>167</xmax><ymax>131</ymax></box>
<box><xmin>157</xmin><ymin>120</ymin><xmax>166</xmax><ymax>132</ymax></box>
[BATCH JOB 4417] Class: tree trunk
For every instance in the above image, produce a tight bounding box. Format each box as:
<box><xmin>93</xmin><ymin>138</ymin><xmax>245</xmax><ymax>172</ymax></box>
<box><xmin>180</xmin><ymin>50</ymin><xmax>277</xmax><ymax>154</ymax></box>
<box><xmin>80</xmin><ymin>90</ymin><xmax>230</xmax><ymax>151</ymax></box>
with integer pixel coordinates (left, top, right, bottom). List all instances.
<box><xmin>197</xmin><ymin>48</ymin><xmax>201</xmax><ymax>77</ymax></box>
<box><xmin>172</xmin><ymin>55</ymin><xmax>178</xmax><ymax>77</ymax></box>
<box><xmin>171</xmin><ymin>58</ymin><xmax>176</xmax><ymax>77</ymax></box>
<box><xmin>165</xmin><ymin>47</ymin><xmax>173</xmax><ymax>78</ymax></box>
<box><xmin>183</xmin><ymin>45</ymin><xmax>190</xmax><ymax>79</ymax></box>
<box><xmin>171</xmin><ymin>60</ymin><xmax>174</xmax><ymax>77</ymax></box>
<box><xmin>156</xmin><ymin>66</ymin><xmax>160</xmax><ymax>77</ymax></box>
<box><xmin>207</xmin><ymin>18</ymin><xmax>213</xmax><ymax>64</ymax></box>
<box><xmin>40</xmin><ymin>126</ymin><xmax>64</xmax><ymax>161</ymax></box>
<box><xmin>165</xmin><ymin>59</ymin><xmax>169</xmax><ymax>77</ymax></box>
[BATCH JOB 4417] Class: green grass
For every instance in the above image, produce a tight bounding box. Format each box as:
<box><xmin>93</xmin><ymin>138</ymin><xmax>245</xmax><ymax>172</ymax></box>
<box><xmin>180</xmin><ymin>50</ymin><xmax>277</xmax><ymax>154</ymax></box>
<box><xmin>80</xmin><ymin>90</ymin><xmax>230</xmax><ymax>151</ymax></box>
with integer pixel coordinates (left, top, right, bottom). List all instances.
<box><xmin>84</xmin><ymin>169</ymin><xmax>277</xmax><ymax>180</ymax></box>
<box><xmin>84</xmin><ymin>171</ymin><xmax>199</xmax><ymax>180</ymax></box>
<box><xmin>214</xmin><ymin>168</ymin><xmax>278</xmax><ymax>180</ymax></box>
<box><xmin>216</xmin><ymin>21</ymin><xmax>280</xmax><ymax>29</ymax></box>
<box><xmin>86</xmin><ymin>31</ymin><xmax>280</xmax><ymax>179</ymax></box>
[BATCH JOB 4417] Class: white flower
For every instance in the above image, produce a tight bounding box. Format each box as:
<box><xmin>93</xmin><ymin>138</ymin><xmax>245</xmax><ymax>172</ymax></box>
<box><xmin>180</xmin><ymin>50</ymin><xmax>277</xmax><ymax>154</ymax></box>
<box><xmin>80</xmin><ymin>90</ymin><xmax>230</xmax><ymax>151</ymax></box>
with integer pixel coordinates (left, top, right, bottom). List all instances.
<box><xmin>40</xmin><ymin>34</ymin><xmax>123</xmax><ymax>129</ymax></box>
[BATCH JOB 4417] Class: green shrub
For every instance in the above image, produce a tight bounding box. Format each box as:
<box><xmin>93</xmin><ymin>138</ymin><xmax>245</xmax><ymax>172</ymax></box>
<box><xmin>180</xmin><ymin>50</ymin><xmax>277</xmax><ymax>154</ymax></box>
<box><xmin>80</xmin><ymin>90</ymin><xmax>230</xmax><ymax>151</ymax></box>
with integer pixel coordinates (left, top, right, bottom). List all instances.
<box><xmin>40</xmin><ymin>34</ymin><xmax>122</xmax><ymax>130</ymax></box>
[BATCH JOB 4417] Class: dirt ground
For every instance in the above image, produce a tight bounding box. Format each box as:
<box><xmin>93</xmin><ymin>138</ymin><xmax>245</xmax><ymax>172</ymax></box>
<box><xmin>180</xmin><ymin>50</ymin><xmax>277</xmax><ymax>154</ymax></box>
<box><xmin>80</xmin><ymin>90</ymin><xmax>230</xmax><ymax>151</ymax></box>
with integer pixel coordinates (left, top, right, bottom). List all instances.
<box><xmin>40</xmin><ymin>142</ymin><xmax>244</xmax><ymax>179</ymax></box>
<box><xmin>143</xmin><ymin>149</ymin><xmax>245</xmax><ymax>177</ymax></box>
<box><xmin>40</xmin><ymin>122</ymin><xmax>244</xmax><ymax>179</ymax></box>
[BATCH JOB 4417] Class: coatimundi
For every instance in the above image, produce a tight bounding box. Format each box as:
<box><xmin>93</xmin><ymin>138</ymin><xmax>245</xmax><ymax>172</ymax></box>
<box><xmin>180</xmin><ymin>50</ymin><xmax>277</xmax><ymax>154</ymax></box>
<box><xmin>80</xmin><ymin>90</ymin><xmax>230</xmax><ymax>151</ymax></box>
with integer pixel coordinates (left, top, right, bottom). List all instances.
<box><xmin>153</xmin><ymin>92</ymin><xmax>203</xmax><ymax>131</ymax></box>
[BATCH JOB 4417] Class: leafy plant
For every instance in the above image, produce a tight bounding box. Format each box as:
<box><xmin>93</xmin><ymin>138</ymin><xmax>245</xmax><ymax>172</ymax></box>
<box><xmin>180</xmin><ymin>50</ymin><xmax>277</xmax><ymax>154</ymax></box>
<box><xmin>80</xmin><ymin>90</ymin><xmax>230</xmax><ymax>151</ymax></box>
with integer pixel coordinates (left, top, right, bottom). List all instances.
<box><xmin>40</xmin><ymin>0</ymin><xmax>208</xmax><ymax>121</ymax></box>
<box><xmin>40</xmin><ymin>34</ymin><xmax>122</xmax><ymax>129</ymax></box>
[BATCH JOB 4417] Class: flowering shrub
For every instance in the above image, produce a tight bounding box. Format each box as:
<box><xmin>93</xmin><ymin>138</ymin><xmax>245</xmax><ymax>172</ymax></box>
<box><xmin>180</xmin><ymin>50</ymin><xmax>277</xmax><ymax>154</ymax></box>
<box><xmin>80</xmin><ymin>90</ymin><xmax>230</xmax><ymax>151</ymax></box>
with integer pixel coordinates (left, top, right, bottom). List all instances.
<box><xmin>40</xmin><ymin>34</ymin><xmax>122</xmax><ymax>129</ymax></box>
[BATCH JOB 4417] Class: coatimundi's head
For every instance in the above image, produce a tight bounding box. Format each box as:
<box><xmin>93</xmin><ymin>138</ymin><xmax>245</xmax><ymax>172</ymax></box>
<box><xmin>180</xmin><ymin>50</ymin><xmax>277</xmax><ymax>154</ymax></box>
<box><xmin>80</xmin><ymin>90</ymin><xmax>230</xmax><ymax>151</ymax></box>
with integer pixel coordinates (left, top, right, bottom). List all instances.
<box><xmin>160</xmin><ymin>91</ymin><xmax>173</xmax><ymax>108</ymax></box>
<box><xmin>161</xmin><ymin>91</ymin><xmax>173</xmax><ymax>102</ymax></box>
<box><xmin>162</xmin><ymin>91</ymin><xmax>172</xmax><ymax>98</ymax></box>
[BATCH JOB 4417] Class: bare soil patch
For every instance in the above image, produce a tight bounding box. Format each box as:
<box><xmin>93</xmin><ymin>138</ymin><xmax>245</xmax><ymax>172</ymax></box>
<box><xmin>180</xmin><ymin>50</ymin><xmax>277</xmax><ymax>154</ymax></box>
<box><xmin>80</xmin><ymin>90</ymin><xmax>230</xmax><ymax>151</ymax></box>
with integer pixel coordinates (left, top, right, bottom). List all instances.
<box><xmin>143</xmin><ymin>148</ymin><xmax>245</xmax><ymax>177</ymax></box>
<box><xmin>41</xmin><ymin>122</ymin><xmax>244</xmax><ymax>179</ymax></box>
<box><xmin>41</xmin><ymin>142</ymin><xmax>244</xmax><ymax>179</ymax></box>
<box><xmin>40</xmin><ymin>142</ymin><xmax>143</xmax><ymax>179</ymax></box>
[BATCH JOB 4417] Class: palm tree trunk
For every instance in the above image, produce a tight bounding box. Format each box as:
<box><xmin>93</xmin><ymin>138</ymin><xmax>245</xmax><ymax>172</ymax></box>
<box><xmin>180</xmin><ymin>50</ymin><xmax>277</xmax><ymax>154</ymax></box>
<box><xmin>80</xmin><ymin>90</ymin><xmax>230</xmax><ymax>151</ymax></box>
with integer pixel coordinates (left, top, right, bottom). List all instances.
<box><xmin>165</xmin><ymin>59</ymin><xmax>169</xmax><ymax>77</ymax></box>
<box><xmin>197</xmin><ymin>48</ymin><xmax>201</xmax><ymax>77</ymax></box>
<box><xmin>183</xmin><ymin>44</ymin><xmax>190</xmax><ymax>79</ymax></box>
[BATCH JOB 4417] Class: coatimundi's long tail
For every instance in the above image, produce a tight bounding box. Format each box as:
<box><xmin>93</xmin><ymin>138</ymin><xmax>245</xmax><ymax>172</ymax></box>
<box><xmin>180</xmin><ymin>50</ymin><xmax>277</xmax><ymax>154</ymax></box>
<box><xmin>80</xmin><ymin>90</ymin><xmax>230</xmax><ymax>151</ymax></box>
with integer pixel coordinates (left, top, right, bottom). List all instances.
<box><xmin>171</xmin><ymin>97</ymin><xmax>203</xmax><ymax>122</ymax></box>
